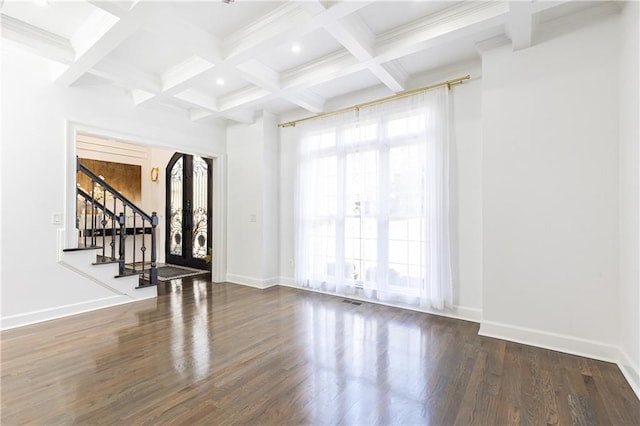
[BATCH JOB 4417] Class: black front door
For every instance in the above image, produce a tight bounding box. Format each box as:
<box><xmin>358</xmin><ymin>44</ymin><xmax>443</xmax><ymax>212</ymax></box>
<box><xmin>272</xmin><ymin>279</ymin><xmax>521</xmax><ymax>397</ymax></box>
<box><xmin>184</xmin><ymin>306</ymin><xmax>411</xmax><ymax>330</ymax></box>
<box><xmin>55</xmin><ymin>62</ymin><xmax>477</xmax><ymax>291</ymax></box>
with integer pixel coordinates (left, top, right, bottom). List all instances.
<box><xmin>166</xmin><ymin>152</ymin><xmax>212</xmax><ymax>270</ymax></box>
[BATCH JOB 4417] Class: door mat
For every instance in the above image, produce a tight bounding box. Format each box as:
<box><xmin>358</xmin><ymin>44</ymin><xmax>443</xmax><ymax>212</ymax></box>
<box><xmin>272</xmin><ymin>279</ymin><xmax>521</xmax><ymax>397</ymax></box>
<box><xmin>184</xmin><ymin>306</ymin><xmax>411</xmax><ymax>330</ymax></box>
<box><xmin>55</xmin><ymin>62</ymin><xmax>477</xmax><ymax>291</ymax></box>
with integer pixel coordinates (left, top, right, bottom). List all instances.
<box><xmin>152</xmin><ymin>265</ymin><xmax>209</xmax><ymax>281</ymax></box>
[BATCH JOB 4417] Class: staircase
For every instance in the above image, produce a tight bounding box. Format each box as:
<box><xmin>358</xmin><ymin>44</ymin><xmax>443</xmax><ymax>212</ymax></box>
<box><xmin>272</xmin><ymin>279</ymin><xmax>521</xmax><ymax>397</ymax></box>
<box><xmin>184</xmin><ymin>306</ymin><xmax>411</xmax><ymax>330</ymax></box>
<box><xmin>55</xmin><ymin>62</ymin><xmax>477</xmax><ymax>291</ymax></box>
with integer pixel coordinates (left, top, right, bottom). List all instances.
<box><xmin>61</xmin><ymin>159</ymin><xmax>158</xmax><ymax>300</ymax></box>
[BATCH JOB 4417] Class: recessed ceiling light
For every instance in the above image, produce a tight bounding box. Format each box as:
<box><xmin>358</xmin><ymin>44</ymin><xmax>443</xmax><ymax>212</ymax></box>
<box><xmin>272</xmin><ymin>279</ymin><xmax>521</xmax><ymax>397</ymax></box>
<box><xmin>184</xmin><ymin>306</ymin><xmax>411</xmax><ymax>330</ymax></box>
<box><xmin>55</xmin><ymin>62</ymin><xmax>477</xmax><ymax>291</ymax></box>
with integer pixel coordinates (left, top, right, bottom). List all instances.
<box><xmin>291</xmin><ymin>43</ymin><xmax>302</xmax><ymax>54</ymax></box>
<box><xmin>216</xmin><ymin>78</ymin><xmax>225</xmax><ymax>86</ymax></box>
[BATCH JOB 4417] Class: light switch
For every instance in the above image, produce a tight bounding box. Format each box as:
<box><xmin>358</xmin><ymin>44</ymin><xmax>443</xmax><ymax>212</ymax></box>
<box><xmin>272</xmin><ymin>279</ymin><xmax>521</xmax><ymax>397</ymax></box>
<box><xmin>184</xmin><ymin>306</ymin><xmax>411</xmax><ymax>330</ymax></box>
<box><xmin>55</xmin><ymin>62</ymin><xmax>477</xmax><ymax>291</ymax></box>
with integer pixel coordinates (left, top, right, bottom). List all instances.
<box><xmin>249</xmin><ymin>214</ymin><xmax>256</xmax><ymax>222</ymax></box>
<box><xmin>51</xmin><ymin>212</ymin><xmax>63</xmax><ymax>225</ymax></box>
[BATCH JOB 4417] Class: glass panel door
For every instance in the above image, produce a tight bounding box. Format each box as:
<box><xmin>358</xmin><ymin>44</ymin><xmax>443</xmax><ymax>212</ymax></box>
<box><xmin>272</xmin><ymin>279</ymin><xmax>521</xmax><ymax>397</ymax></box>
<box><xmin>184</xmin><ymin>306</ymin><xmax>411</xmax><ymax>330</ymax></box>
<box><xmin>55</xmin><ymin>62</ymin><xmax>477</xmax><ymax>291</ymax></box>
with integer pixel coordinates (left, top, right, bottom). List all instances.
<box><xmin>192</xmin><ymin>155</ymin><xmax>208</xmax><ymax>259</ymax></box>
<box><xmin>166</xmin><ymin>153</ymin><xmax>212</xmax><ymax>270</ymax></box>
<box><xmin>169</xmin><ymin>157</ymin><xmax>184</xmax><ymax>256</ymax></box>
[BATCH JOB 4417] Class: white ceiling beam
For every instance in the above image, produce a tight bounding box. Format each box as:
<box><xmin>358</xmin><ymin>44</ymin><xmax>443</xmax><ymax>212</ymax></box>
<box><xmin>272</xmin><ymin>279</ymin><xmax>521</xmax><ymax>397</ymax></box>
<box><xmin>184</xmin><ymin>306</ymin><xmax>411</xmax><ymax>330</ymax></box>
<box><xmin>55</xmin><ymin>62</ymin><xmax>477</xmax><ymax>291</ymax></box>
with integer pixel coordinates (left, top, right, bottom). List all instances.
<box><xmin>370</xmin><ymin>61</ymin><xmax>408</xmax><ymax>93</ymax></box>
<box><xmin>161</xmin><ymin>56</ymin><xmax>215</xmax><ymax>92</ymax></box>
<box><xmin>86</xmin><ymin>1</ymin><xmax>132</xmax><ymax>18</ymax></box>
<box><xmin>325</xmin><ymin>14</ymin><xmax>374</xmax><ymax>60</ymax></box>
<box><xmin>530</xmin><ymin>1</ymin><xmax>571</xmax><ymax>14</ymax></box>
<box><xmin>506</xmin><ymin>1</ymin><xmax>534</xmax><ymax>51</ymax></box>
<box><xmin>70</xmin><ymin>9</ymin><xmax>118</xmax><ymax>58</ymax></box>
<box><xmin>190</xmin><ymin>108</ymin><xmax>255</xmax><ymax>124</ymax></box>
<box><xmin>128</xmin><ymin>56</ymin><xmax>215</xmax><ymax>106</ymax></box>
<box><xmin>375</xmin><ymin>1</ymin><xmax>510</xmax><ymax>62</ymax></box>
<box><xmin>235</xmin><ymin>60</ymin><xmax>280</xmax><ymax>91</ymax></box>
<box><xmin>55</xmin><ymin>2</ymin><xmax>160</xmax><ymax>87</ymax></box>
<box><xmin>221</xmin><ymin>110</ymin><xmax>256</xmax><ymax>124</ymax></box>
<box><xmin>219</xmin><ymin>87</ymin><xmax>272</xmax><ymax>111</ymax></box>
<box><xmin>174</xmin><ymin>89</ymin><xmax>219</xmax><ymax>112</ymax></box>
<box><xmin>283</xmin><ymin>50</ymin><xmax>361</xmax><ymax>89</ymax></box>
<box><xmin>235</xmin><ymin>59</ymin><xmax>326</xmax><ymax>114</ymax></box>
<box><xmin>89</xmin><ymin>56</ymin><xmax>161</xmax><ymax>93</ymax></box>
<box><xmin>131</xmin><ymin>89</ymin><xmax>155</xmax><ymax>105</ymax></box>
<box><xmin>474</xmin><ymin>34</ymin><xmax>511</xmax><ymax>55</ymax></box>
<box><xmin>190</xmin><ymin>109</ymin><xmax>213</xmax><ymax>122</ymax></box>
<box><xmin>325</xmin><ymin>14</ymin><xmax>407</xmax><ymax>92</ymax></box>
<box><xmin>0</xmin><ymin>14</ymin><xmax>74</xmax><ymax>64</ymax></box>
<box><xmin>223</xmin><ymin>3</ymin><xmax>311</xmax><ymax>63</ymax></box>
<box><xmin>281</xmin><ymin>91</ymin><xmax>325</xmax><ymax>113</ymax></box>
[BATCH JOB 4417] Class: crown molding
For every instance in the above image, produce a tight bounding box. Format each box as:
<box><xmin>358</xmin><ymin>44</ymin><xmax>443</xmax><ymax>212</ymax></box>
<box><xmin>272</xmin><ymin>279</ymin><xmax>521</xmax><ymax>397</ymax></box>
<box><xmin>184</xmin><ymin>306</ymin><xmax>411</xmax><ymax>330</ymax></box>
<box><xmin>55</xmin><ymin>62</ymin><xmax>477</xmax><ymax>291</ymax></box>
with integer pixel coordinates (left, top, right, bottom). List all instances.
<box><xmin>0</xmin><ymin>13</ymin><xmax>74</xmax><ymax>63</ymax></box>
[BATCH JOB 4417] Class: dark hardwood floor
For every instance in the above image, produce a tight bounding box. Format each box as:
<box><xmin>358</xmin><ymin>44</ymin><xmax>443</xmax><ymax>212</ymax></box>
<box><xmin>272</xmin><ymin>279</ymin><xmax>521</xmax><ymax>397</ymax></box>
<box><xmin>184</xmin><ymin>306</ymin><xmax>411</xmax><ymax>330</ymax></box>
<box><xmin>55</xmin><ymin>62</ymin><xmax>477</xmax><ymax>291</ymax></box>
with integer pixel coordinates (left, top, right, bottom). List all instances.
<box><xmin>2</xmin><ymin>276</ymin><xmax>639</xmax><ymax>425</ymax></box>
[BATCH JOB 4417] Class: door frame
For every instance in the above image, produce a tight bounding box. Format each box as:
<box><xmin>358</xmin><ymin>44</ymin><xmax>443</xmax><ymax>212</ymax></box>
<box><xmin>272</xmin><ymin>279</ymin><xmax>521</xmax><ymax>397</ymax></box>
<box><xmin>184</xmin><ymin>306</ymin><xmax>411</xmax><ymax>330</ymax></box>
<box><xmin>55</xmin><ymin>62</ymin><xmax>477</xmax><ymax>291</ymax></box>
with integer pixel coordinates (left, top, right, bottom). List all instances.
<box><xmin>64</xmin><ymin>121</ymin><xmax>227</xmax><ymax>283</ymax></box>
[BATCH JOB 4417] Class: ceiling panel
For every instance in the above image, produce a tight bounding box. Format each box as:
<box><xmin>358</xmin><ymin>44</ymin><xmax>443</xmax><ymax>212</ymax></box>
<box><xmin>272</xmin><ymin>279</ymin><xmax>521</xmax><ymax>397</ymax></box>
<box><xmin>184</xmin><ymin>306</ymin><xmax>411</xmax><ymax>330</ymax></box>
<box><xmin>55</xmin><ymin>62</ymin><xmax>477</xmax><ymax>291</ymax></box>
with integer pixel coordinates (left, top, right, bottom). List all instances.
<box><xmin>106</xmin><ymin>29</ymin><xmax>192</xmax><ymax>76</ymax></box>
<box><xmin>173</xmin><ymin>1</ymin><xmax>284</xmax><ymax>38</ymax></box>
<box><xmin>258</xmin><ymin>28</ymin><xmax>346</xmax><ymax>73</ymax></box>
<box><xmin>188</xmin><ymin>67</ymin><xmax>253</xmax><ymax>98</ymax></box>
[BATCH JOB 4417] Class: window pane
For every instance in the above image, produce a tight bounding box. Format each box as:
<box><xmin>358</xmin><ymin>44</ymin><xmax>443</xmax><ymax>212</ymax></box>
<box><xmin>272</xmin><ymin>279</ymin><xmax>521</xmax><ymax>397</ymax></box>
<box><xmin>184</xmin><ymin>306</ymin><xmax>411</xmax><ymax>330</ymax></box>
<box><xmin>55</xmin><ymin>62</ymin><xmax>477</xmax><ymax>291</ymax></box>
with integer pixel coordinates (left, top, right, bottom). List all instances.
<box><xmin>169</xmin><ymin>157</ymin><xmax>183</xmax><ymax>256</ymax></box>
<box><xmin>192</xmin><ymin>156</ymin><xmax>208</xmax><ymax>259</ymax></box>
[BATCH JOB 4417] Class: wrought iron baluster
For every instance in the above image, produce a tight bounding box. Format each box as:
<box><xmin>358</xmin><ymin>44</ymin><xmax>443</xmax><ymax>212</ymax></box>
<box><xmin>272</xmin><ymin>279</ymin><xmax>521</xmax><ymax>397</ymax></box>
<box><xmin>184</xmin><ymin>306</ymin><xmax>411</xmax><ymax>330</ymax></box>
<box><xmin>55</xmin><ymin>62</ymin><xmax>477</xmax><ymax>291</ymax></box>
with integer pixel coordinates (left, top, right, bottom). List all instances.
<box><xmin>111</xmin><ymin>193</ymin><xmax>116</xmax><ymax>260</ymax></box>
<box><xmin>118</xmin><ymin>212</ymin><xmax>125</xmax><ymax>276</ymax></box>
<box><xmin>91</xmin><ymin>180</ymin><xmax>96</xmax><ymax>247</ymax></box>
<box><xmin>101</xmin><ymin>210</ymin><xmax>106</xmax><ymax>260</ymax></box>
<box><xmin>83</xmin><ymin>198</ymin><xmax>88</xmax><ymax>247</ymax></box>
<box><xmin>132</xmin><ymin>213</ymin><xmax>137</xmax><ymax>272</ymax></box>
<box><xmin>141</xmin><ymin>217</ymin><xmax>147</xmax><ymax>273</ymax></box>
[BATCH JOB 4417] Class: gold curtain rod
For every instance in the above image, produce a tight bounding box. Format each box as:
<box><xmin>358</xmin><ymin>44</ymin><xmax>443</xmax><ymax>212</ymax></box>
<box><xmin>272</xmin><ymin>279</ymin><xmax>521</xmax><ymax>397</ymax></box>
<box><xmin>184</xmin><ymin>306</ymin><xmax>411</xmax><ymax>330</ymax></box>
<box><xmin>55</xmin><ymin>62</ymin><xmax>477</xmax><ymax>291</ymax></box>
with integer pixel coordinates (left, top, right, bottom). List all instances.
<box><xmin>278</xmin><ymin>74</ymin><xmax>470</xmax><ymax>128</ymax></box>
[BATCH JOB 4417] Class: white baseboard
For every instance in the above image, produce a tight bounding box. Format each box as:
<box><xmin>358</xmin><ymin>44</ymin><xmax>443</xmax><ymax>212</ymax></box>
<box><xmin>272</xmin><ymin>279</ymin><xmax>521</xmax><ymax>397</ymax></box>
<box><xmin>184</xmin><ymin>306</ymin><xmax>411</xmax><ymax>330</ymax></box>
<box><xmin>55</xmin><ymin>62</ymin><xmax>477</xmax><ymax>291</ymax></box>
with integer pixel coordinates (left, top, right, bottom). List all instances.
<box><xmin>618</xmin><ymin>349</ymin><xmax>640</xmax><ymax>399</ymax></box>
<box><xmin>1</xmin><ymin>295</ymin><xmax>135</xmax><ymax>330</ymax></box>
<box><xmin>276</xmin><ymin>277</ymin><xmax>482</xmax><ymax>323</ymax></box>
<box><xmin>478</xmin><ymin>320</ymin><xmax>620</xmax><ymax>363</ymax></box>
<box><xmin>226</xmin><ymin>274</ymin><xmax>279</xmax><ymax>289</ymax></box>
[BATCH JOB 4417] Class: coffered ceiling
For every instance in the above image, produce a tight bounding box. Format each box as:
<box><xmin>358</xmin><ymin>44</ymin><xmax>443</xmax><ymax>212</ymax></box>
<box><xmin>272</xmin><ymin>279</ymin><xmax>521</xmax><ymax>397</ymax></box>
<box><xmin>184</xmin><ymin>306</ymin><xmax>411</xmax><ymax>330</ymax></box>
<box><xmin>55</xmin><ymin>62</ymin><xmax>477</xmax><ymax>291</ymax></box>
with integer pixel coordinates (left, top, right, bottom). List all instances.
<box><xmin>0</xmin><ymin>1</ymin><xmax>620</xmax><ymax>124</ymax></box>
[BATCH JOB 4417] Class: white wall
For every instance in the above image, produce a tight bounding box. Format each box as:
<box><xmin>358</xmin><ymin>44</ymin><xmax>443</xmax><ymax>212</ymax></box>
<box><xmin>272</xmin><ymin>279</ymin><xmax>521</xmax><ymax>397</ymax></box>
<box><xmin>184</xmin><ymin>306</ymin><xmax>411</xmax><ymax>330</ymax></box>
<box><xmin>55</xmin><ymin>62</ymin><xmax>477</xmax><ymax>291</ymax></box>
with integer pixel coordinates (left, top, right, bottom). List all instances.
<box><xmin>479</xmin><ymin>16</ymin><xmax>620</xmax><ymax>360</ymax></box>
<box><xmin>227</xmin><ymin>119</ymin><xmax>264</xmax><ymax>282</ymax></box>
<box><xmin>262</xmin><ymin>112</ymin><xmax>280</xmax><ymax>281</ymax></box>
<box><xmin>0</xmin><ymin>44</ymin><xmax>224</xmax><ymax>327</ymax></box>
<box><xmin>277</xmin><ymin>66</ymin><xmax>484</xmax><ymax>320</ymax></box>
<box><xmin>618</xmin><ymin>1</ymin><xmax>640</xmax><ymax>397</ymax></box>
<box><xmin>226</xmin><ymin>114</ymin><xmax>280</xmax><ymax>288</ymax></box>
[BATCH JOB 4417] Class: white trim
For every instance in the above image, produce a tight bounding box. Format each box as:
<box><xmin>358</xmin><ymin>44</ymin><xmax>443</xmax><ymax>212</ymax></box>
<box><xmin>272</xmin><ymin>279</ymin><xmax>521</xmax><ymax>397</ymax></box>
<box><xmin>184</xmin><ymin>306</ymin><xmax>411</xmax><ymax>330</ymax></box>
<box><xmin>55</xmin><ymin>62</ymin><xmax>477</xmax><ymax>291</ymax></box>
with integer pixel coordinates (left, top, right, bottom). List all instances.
<box><xmin>1</xmin><ymin>295</ymin><xmax>135</xmax><ymax>330</ymax></box>
<box><xmin>276</xmin><ymin>277</ymin><xmax>482</xmax><ymax>323</ymax></box>
<box><xmin>225</xmin><ymin>274</ymin><xmax>279</xmax><ymax>289</ymax></box>
<box><xmin>618</xmin><ymin>349</ymin><xmax>640</xmax><ymax>399</ymax></box>
<box><xmin>478</xmin><ymin>320</ymin><xmax>620</xmax><ymax>363</ymax></box>
<box><xmin>212</xmin><ymin>154</ymin><xmax>227</xmax><ymax>283</ymax></box>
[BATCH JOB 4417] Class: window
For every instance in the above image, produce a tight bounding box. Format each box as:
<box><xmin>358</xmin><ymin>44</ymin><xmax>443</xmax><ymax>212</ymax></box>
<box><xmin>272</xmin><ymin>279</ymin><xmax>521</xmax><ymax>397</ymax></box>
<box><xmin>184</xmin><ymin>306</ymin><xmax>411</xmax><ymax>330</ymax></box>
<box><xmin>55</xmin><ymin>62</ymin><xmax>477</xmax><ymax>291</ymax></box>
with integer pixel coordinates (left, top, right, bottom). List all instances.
<box><xmin>295</xmin><ymin>88</ymin><xmax>453</xmax><ymax>310</ymax></box>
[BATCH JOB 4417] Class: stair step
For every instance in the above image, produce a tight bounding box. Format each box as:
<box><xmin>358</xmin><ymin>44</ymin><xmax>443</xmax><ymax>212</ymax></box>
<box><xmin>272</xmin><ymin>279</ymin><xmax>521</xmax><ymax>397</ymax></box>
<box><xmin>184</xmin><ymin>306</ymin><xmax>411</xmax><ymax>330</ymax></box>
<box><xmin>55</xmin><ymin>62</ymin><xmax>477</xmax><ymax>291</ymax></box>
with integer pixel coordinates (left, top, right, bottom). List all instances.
<box><xmin>115</xmin><ymin>269</ymin><xmax>150</xmax><ymax>279</ymax></box>
<box><xmin>136</xmin><ymin>277</ymin><xmax>158</xmax><ymax>289</ymax></box>
<box><xmin>63</xmin><ymin>246</ymin><xmax>102</xmax><ymax>252</ymax></box>
<box><xmin>93</xmin><ymin>255</ymin><xmax>118</xmax><ymax>265</ymax></box>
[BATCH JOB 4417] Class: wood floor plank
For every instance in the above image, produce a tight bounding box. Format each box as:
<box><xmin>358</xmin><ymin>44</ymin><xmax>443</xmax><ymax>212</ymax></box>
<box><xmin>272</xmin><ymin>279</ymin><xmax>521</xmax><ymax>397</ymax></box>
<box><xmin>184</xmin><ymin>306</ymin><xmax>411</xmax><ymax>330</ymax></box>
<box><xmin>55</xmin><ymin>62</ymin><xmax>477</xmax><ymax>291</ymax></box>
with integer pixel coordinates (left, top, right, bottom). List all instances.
<box><xmin>2</xmin><ymin>278</ymin><xmax>639</xmax><ymax>425</ymax></box>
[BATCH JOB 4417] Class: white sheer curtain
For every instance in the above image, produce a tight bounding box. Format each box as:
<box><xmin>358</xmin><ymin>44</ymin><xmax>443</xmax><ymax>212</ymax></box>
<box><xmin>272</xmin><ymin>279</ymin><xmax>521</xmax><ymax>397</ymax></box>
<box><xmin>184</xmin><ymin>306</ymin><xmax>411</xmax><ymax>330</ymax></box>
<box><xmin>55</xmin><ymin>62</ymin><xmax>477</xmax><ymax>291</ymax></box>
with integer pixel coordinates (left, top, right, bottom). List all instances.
<box><xmin>294</xmin><ymin>87</ymin><xmax>452</xmax><ymax>310</ymax></box>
